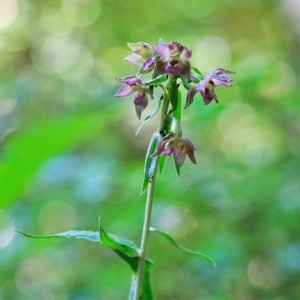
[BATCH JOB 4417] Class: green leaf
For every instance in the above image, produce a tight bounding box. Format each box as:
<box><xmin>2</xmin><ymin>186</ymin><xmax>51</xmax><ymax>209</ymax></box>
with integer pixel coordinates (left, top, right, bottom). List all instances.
<box><xmin>168</xmin><ymin>77</ymin><xmax>179</xmax><ymax>115</ymax></box>
<box><xmin>99</xmin><ymin>221</ymin><xmax>139</xmax><ymax>258</ymax></box>
<box><xmin>174</xmin><ymin>156</ymin><xmax>181</xmax><ymax>177</ymax></box>
<box><xmin>150</xmin><ymin>227</ymin><xmax>216</xmax><ymax>266</ymax></box>
<box><xmin>141</xmin><ymin>133</ymin><xmax>160</xmax><ymax>193</ymax></box>
<box><xmin>143</xmin><ymin>75</ymin><xmax>167</xmax><ymax>87</ymax></box>
<box><xmin>136</xmin><ymin>100</ymin><xmax>162</xmax><ymax>135</ymax></box>
<box><xmin>17</xmin><ymin>219</ymin><xmax>143</xmax><ymax>271</ymax></box>
<box><xmin>172</xmin><ymin>90</ymin><xmax>182</xmax><ymax>124</ymax></box>
<box><xmin>180</xmin><ymin>75</ymin><xmax>192</xmax><ymax>90</ymax></box>
<box><xmin>191</xmin><ymin>66</ymin><xmax>204</xmax><ymax>78</ymax></box>
<box><xmin>16</xmin><ymin>230</ymin><xmax>100</xmax><ymax>242</ymax></box>
<box><xmin>0</xmin><ymin>111</ymin><xmax>108</xmax><ymax>209</ymax></box>
<box><xmin>98</xmin><ymin>220</ymin><xmax>143</xmax><ymax>272</ymax></box>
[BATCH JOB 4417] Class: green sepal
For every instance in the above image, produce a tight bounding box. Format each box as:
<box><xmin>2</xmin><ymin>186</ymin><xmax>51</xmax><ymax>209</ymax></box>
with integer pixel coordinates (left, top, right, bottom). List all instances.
<box><xmin>174</xmin><ymin>156</ymin><xmax>181</xmax><ymax>177</ymax></box>
<box><xmin>150</xmin><ymin>227</ymin><xmax>216</xmax><ymax>266</ymax></box>
<box><xmin>144</xmin><ymin>75</ymin><xmax>167</xmax><ymax>87</ymax></box>
<box><xmin>141</xmin><ymin>133</ymin><xmax>161</xmax><ymax>193</ymax></box>
<box><xmin>136</xmin><ymin>100</ymin><xmax>162</xmax><ymax>135</ymax></box>
<box><xmin>158</xmin><ymin>155</ymin><xmax>166</xmax><ymax>174</ymax></box>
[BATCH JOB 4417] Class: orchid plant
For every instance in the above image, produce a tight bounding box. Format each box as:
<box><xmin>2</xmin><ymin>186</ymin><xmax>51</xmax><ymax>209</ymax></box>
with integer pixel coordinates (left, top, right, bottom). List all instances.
<box><xmin>18</xmin><ymin>40</ymin><xmax>234</xmax><ymax>299</ymax></box>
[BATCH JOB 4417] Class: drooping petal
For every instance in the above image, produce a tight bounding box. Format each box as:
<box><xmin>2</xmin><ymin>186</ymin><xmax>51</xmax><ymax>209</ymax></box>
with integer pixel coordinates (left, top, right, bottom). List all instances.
<box><xmin>124</xmin><ymin>52</ymin><xmax>145</xmax><ymax>67</ymax></box>
<box><xmin>185</xmin><ymin>86</ymin><xmax>197</xmax><ymax>109</ymax></box>
<box><xmin>125</xmin><ymin>42</ymin><xmax>155</xmax><ymax>67</ymax></box>
<box><xmin>134</xmin><ymin>92</ymin><xmax>149</xmax><ymax>119</ymax></box>
<box><xmin>152</xmin><ymin>59</ymin><xmax>168</xmax><ymax>78</ymax></box>
<box><xmin>115</xmin><ymin>85</ymin><xmax>133</xmax><ymax>97</ymax></box>
<box><xmin>173</xmin><ymin>150</ymin><xmax>187</xmax><ymax>167</ymax></box>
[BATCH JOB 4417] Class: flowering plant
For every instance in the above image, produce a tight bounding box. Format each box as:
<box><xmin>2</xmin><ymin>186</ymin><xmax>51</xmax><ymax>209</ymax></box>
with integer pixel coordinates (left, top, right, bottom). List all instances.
<box><xmin>114</xmin><ymin>40</ymin><xmax>234</xmax><ymax>299</ymax></box>
<box><xmin>18</xmin><ymin>39</ymin><xmax>234</xmax><ymax>299</ymax></box>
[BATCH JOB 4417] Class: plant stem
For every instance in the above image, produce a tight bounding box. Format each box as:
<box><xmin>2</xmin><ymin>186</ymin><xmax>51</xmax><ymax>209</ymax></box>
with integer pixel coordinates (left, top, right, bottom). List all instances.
<box><xmin>132</xmin><ymin>161</ymin><xmax>158</xmax><ymax>300</ymax></box>
<box><xmin>132</xmin><ymin>77</ymin><xmax>173</xmax><ymax>300</ymax></box>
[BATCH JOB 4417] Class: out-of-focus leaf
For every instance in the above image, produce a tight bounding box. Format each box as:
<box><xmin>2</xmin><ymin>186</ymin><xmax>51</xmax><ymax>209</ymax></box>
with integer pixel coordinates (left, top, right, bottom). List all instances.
<box><xmin>0</xmin><ymin>111</ymin><xmax>107</xmax><ymax>208</ymax></box>
<box><xmin>150</xmin><ymin>227</ymin><xmax>216</xmax><ymax>266</ymax></box>
<box><xmin>141</xmin><ymin>133</ymin><xmax>160</xmax><ymax>193</ymax></box>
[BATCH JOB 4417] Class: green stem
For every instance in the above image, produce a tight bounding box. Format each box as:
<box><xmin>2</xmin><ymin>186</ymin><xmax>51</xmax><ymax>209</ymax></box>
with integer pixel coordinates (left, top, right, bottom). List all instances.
<box><xmin>132</xmin><ymin>76</ymin><xmax>175</xmax><ymax>300</ymax></box>
<box><xmin>132</xmin><ymin>162</ymin><xmax>158</xmax><ymax>300</ymax></box>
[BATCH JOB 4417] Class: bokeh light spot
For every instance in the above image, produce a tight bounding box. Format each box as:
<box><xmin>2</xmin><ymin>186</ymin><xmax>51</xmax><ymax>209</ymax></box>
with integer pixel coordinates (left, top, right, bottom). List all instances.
<box><xmin>193</xmin><ymin>36</ymin><xmax>232</xmax><ymax>72</ymax></box>
<box><xmin>38</xmin><ymin>35</ymin><xmax>82</xmax><ymax>75</ymax></box>
<box><xmin>247</xmin><ymin>256</ymin><xmax>280</xmax><ymax>289</ymax></box>
<box><xmin>61</xmin><ymin>0</ymin><xmax>102</xmax><ymax>28</ymax></box>
<box><xmin>217</xmin><ymin>103</ymin><xmax>281</xmax><ymax>168</ymax></box>
<box><xmin>0</xmin><ymin>0</ymin><xmax>19</xmax><ymax>29</ymax></box>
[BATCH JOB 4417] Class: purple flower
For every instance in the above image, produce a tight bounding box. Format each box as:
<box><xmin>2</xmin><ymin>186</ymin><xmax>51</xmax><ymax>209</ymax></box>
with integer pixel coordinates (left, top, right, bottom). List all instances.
<box><xmin>150</xmin><ymin>132</ymin><xmax>196</xmax><ymax>167</ymax></box>
<box><xmin>124</xmin><ymin>42</ymin><xmax>156</xmax><ymax>74</ymax></box>
<box><xmin>115</xmin><ymin>76</ymin><xmax>152</xmax><ymax>119</ymax></box>
<box><xmin>153</xmin><ymin>42</ymin><xmax>192</xmax><ymax>80</ymax></box>
<box><xmin>185</xmin><ymin>68</ymin><xmax>235</xmax><ymax>108</ymax></box>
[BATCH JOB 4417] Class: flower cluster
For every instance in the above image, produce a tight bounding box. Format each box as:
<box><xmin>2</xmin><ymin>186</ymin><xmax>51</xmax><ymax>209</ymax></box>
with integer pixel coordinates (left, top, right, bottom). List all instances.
<box><xmin>115</xmin><ymin>40</ymin><xmax>234</xmax><ymax>167</ymax></box>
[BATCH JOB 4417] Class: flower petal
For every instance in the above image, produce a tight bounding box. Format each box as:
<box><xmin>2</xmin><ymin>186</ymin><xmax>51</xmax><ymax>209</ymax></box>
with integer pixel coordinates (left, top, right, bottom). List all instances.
<box><xmin>115</xmin><ymin>85</ymin><xmax>133</xmax><ymax>97</ymax></box>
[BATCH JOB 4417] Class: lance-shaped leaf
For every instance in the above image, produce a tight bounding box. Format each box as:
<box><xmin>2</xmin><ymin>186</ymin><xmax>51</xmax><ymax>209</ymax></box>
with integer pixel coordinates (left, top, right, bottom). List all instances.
<box><xmin>17</xmin><ymin>221</ymin><xmax>154</xmax><ymax>272</ymax></box>
<box><xmin>141</xmin><ymin>133</ymin><xmax>161</xmax><ymax>193</ymax></box>
<box><xmin>150</xmin><ymin>227</ymin><xmax>216</xmax><ymax>266</ymax></box>
<box><xmin>17</xmin><ymin>222</ymin><xmax>155</xmax><ymax>297</ymax></box>
<box><xmin>143</xmin><ymin>74</ymin><xmax>167</xmax><ymax>87</ymax></box>
<box><xmin>180</xmin><ymin>75</ymin><xmax>192</xmax><ymax>90</ymax></box>
<box><xmin>171</xmin><ymin>90</ymin><xmax>182</xmax><ymax>124</ymax></box>
<box><xmin>168</xmin><ymin>76</ymin><xmax>179</xmax><ymax>115</ymax></box>
<box><xmin>191</xmin><ymin>66</ymin><xmax>204</xmax><ymax>78</ymax></box>
<box><xmin>98</xmin><ymin>220</ymin><xmax>141</xmax><ymax>271</ymax></box>
<box><xmin>174</xmin><ymin>155</ymin><xmax>181</xmax><ymax>177</ymax></box>
<box><xmin>16</xmin><ymin>230</ymin><xmax>100</xmax><ymax>242</ymax></box>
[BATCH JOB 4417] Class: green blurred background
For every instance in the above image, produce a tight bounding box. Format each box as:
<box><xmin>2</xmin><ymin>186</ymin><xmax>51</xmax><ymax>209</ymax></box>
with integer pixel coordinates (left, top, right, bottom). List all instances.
<box><xmin>1</xmin><ymin>0</ymin><xmax>300</xmax><ymax>299</ymax></box>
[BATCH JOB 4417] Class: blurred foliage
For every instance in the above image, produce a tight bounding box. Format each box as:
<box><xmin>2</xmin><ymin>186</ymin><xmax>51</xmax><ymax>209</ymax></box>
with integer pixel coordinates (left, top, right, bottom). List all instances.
<box><xmin>1</xmin><ymin>0</ymin><xmax>300</xmax><ymax>299</ymax></box>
